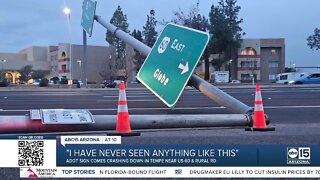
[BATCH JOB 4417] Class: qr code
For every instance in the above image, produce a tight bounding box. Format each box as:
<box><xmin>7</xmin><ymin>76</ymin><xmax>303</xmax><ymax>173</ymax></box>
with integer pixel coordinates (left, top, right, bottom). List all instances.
<box><xmin>18</xmin><ymin>141</ymin><xmax>44</xmax><ymax>166</ymax></box>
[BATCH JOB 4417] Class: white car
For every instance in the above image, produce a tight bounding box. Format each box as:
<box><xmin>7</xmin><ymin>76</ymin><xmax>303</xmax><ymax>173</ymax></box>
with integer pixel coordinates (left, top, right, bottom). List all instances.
<box><xmin>32</xmin><ymin>79</ymin><xmax>41</xmax><ymax>85</ymax></box>
<box><xmin>231</xmin><ymin>80</ymin><xmax>241</xmax><ymax>84</ymax></box>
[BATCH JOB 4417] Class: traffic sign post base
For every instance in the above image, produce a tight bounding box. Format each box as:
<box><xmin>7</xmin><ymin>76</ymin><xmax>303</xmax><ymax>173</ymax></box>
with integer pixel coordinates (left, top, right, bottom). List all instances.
<box><xmin>245</xmin><ymin>127</ymin><xmax>275</xmax><ymax>131</ymax></box>
<box><xmin>106</xmin><ymin>132</ymin><xmax>141</xmax><ymax>137</ymax></box>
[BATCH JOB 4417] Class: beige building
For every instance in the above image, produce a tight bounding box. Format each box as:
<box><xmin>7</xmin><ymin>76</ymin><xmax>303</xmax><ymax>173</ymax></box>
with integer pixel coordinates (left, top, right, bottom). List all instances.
<box><xmin>235</xmin><ymin>38</ymin><xmax>285</xmax><ymax>82</ymax></box>
<box><xmin>0</xmin><ymin>39</ymin><xmax>284</xmax><ymax>84</ymax></box>
<box><xmin>195</xmin><ymin>38</ymin><xmax>285</xmax><ymax>83</ymax></box>
<box><xmin>0</xmin><ymin>43</ymin><xmax>135</xmax><ymax>84</ymax></box>
<box><xmin>0</xmin><ymin>46</ymin><xmax>49</xmax><ymax>83</ymax></box>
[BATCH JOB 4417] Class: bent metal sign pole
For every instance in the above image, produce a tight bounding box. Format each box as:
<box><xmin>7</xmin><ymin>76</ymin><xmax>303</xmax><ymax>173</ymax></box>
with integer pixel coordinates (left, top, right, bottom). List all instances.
<box><xmin>83</xmin><ymin>0</ymin><xmax>252</xmax><ymax>114</ymax></box>
<box><xmin>137</xmin><ymin>23</ymin><xmax>209</xmax><ymax>107</ymax></box>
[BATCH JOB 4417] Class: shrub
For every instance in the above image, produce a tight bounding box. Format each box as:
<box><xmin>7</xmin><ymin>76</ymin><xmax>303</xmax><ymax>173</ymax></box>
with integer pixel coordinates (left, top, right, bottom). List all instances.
<box><xmin>87</xmin><ymin>81</ymin><xmax>97</xmax><ymax>84</ymax></box>
<box><xmin>59</xmin><ymin>78</ymin><xmax>68</xmax><ymax>84</ymax></box>
<box><xmin>50</xmin><ymin>77</ymin><xmax>60</xmax><ymax>84</ymax></box>
<box><xmin>39</xmin><ymin>78</ymin><xmax>49</xmax><ymax>87</ymax></box>
<box><xmin>0</xmin><ymin>79</ymin><xmax>10</xmax><ymax>87</ymax></box>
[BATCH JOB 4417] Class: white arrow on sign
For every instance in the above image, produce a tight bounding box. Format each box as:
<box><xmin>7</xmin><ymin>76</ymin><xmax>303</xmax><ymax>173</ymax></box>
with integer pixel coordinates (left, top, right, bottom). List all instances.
<box><xmin>178</xmin><ymin>62</ymin><xmax>189</xmax><ymax>75</ymax></box>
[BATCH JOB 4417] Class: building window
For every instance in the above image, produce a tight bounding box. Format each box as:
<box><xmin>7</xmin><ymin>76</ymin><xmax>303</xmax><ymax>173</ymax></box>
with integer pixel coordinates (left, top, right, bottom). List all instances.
<box><xmin>61</xmin><ymin>64</ymin><xmax>67</xmax><ymax>72</ymax></box>
<box><xmin>271</xmin><ymin>49</ymin><xmax>276</xmax><ymax>56</ymax></box>
<box><xmin>61</xmin><ymin>52</ymin><xmax>66</xmax><ymax>58</ymax></box>
<box><xmin>50</xmin><ymin>56</ymin><xmax>54</xmax><ymax>61</ymax></box>
<box><xmin>268</xmin><ymin>61</ymin><xmax>279</xmax><ymax>68</ymax></box>
<box><xmin>269</xmin><ymin>74</ymin><xmax>277</xmax><ymax>80</ymax></box>
<box><xmin>240</xmin><ymin>61</ymin><xmax>257</xmax><ymax>68</ymax></box>
<box><xmin>241</xmin><ymin>74</ymin><xmax>257</xmax><ymax>81</ymax></box>
<box><xmin>240</xmin><ymin>47</ymin><xmax>257</xmax><ymax>56</ymax></box>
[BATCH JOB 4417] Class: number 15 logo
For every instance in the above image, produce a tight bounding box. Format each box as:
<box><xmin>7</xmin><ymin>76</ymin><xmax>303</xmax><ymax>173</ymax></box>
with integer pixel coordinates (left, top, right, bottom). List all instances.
<box><xmin>298</xmin><ymin>147</ymin><xmax>310</xmax><ymax>159</ymax></box>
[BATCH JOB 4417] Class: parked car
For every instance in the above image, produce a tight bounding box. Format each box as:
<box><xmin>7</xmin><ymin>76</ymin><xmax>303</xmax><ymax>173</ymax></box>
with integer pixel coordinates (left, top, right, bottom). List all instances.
<box><xmin>102</xmin><ymin>80</ymin><xmax>122</xmax><ymax>88</ymax></box>
<box><xmin>231</xmin><ymin>80</ymin><xmax>241</xmax><ymax>84</ymax></box>
<box><xmin>276</xmin><ymin>72</ymin><xmax>305</xmax><ymax>84</ymax></box>
<box><xmin>72</xmin><ymin>80</ymin><xmax>82</xmax><ymax>88</ymax></box>
<box><xmin>102</xmin><ymin>80</ymin><xmax>117</xmax><ymax>88</ymax></box>
<box><xmin>289</xmin><ymin>72</ymin><xmax>320</xmax><ymax>84</ymax></box>
<box><xmin>32</xmin><ymin>79</ymin><xmax>41</xmax><ymax>85</ymax></box>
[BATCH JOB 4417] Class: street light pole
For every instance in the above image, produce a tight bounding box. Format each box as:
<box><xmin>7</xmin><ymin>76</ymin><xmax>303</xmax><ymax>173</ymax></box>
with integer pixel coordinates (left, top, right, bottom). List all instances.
<box><xmin>228</xmin><ymin>59</ymin><xmax>232</xmax><ymax>82</ymax></box>
<box><xmin>64</xmin><ymin>7</ymin><xmax>72</xmax><ymax>81</ymax></box>
<box><xmin>77</xmin><ymin>60</ymin><xmax>82</xmax><ymax>82</ymax></box>
<box><xmin>83</xmin><ymin>29</ymin><xmax>87</xmax><ymax>87</ymax></box>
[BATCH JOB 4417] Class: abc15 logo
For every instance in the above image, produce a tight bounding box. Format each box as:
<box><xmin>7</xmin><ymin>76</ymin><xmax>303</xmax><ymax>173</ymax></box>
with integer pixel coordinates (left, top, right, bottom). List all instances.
<box><xmin>287</xmin><ymin>147</ymin><xmax>311</xmax><ymax>160</ymax></box>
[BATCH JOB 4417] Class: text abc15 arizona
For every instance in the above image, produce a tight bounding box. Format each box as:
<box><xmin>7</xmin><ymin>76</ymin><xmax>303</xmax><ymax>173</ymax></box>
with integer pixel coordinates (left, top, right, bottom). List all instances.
<box><xmin>287</xmin><ymin>147</ymin><xmax>311</xmax><ymax>165</ymax></box>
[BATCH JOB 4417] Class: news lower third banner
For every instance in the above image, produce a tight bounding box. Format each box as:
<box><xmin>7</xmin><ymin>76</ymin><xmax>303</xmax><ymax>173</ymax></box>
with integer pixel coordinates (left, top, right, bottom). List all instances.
<box><xmin>0</xmin><ymin>135</ymin><xmax>319</xmax><ymax>178</ymax></box>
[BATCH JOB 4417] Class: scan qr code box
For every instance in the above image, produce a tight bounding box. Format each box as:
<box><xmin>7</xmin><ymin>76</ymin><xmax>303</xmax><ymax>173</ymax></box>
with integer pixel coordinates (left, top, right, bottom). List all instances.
<box><xmin>41</xmin><ymin>109</ymin><xmax>95</xmax><ymax>124</ymax></box>
<box><xmin>18</xmin><ymin>140</ymin><xmax>44</xmax><ymax>166</ymax></box>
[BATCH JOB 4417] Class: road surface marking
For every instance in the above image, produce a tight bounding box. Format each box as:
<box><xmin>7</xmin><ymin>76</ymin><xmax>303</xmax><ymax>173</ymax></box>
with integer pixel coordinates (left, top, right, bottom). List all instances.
<box><xmin>2</xmin><ymin>105</ymin><xmax>320</xmax><ymax>112</ymax></box>
<box><xmin>96</xmin><ymin>99</ymin><xmax>159</xmax><ymax>102</ymax></box>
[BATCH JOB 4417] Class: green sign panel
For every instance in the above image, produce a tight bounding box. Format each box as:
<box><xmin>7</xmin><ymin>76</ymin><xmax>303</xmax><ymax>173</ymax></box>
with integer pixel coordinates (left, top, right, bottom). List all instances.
<box><xmin>81</xmin><ymin>0</ymin><xmax>96</xmax><ymax>37</ymax></box>
<box><xmin>137</xmin><ymin>23</ymin><xmax>209</xmax><ymax>107</ymax></box>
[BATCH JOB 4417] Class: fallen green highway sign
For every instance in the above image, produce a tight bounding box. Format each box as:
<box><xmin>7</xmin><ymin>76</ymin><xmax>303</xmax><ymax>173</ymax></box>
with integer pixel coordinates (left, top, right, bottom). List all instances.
<box><xmin>137</xmin><ymin>23</ymin><xmax>209</xmax><ymax>107</ymax></box>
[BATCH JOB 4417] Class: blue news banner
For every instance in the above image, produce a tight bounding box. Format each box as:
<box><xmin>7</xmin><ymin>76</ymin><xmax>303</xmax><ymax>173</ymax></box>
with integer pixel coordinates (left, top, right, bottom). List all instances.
<box><xmin>56</xmin><ymin>143</ymin><xmax>320</xmax><ymax>167</ymax></box>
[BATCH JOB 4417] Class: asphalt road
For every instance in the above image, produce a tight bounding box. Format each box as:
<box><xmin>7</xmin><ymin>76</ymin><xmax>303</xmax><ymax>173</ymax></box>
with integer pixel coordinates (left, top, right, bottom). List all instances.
<box><xmin>1</xmin><ymin>84</ymin><xmax>320</xmax><ymax>179</ymax></box>
<box><xmin>0</xmin><ymin>85</ymin><xmax>320</xmax><ymax>144</ymax></box>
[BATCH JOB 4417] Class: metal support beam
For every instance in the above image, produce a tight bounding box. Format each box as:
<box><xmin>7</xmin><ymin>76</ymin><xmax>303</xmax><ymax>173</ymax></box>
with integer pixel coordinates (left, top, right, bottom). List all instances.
<box><xmin>94</xmin><ymin>15</ymin><xmax>253</xmax><ymax>114</ymax></box>
<box><xmin>83</xmin><ymin>29</ymin><xmax>88</xmax><ymax>87</ymax></box>
<box><xmin>188</xmin><ymin>75</ymin><xmax>252</xmax><ymax>114</ymax></box>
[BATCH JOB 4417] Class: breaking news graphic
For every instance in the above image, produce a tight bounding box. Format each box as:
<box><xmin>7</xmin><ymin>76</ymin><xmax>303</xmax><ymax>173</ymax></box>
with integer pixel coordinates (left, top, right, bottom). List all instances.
<box><xmin>0</xmin><ymin>135</ymin><xmax>320</xmax><ymax>178</ymax></box>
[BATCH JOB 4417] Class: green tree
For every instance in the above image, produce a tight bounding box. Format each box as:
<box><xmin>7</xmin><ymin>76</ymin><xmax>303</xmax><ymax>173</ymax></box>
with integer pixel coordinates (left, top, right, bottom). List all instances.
<box><xmin>209</xmin><ymin>0</ymin><xmax>245</xmax><ymax>77</ymax></box>
<box><xmin>106</xmin><ymin>5</ymin><xmax>129</xmax><ymax>79</ymax></box>
<box><xmin>143</xmin><ymin>9</ymin><xmax>158</xmax><ymax>47</ymax></box>
<box><xmin>19</xmin><ymin>65</ymin><xmax>33</xmax><ymax>83</ymax></box>
<box><xmin>131</xmin><ymin>29</ymin><xmax>146</xmax><ymax>73</ymax></box>
<box><xmin>307</xmin><ymin>28</ymin><xmax>320</xmax><ymax>50</ymax></box>
<box><xmin>221</xmin><ymin>0</ymin><xmax>245</xmax><ymax>60</ymax></box>
<box><xmin>208</xmin><ymin>4</ymin><xmax>231</xmax><ymax>70</ymax></box>
<box><xmin>31</xmin><ymin>70</ymin><xmax>49</xmax><ymax>80</ymax></box>
<box><xmin>170</xmin><ymin>2</ymin><xmax>211</xmax><ymax>80</ymax></box>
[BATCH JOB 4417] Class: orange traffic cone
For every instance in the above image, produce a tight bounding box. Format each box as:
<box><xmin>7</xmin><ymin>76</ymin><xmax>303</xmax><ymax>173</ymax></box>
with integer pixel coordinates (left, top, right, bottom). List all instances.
<box><xmin>245</xmin><ymin>85</ymin><xmax>275</xmax><ymax>131</ymax></box>
<box><xmin>108</xmin><ymin>81</ymin><xmax>140</xmax><ymax>136</ymax></box>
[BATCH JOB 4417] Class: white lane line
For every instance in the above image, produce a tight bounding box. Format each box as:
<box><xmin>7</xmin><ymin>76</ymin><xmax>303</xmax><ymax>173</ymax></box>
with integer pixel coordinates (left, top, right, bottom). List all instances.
<box><xmin>126</xmin><ymin>92</ymin><xmax>154</xmax><ymax>95</ymax></box>
<box><xmin>96</xmin><ymin>99</ymin><xmax>159</xmax><ymax>102</ymax></box>
<box><xmin>2</xmin><ymin>105</ymin><xmax>320</xmax><ymax>112</ymax></box>
<box><xmin>264</xmin><ymin>105</ymin><xmax>320</xmax><ymax>109</ymax></box>
<box><xmin>299</xmin><ymin>88</ymin><xmax>320</xmax><ymax>90</ymax></box>
<box><xmin>90</xmin><ymin>106</ymin><xmax>320</xmax><ymax>110</ymax></box>
<box><xmin>103</xmin><ymin>95</ymin><xmax>155</xmax><ymax>98</ymax></box>
<box><xmin>0</xmin><ymin>107</ymin><xmax>225</xmax><ymax>111</ymax></box>
<box><xmin>90</xmin><ymin>107</ymin><xmax>226</xmax><ymax>111</ymax></box>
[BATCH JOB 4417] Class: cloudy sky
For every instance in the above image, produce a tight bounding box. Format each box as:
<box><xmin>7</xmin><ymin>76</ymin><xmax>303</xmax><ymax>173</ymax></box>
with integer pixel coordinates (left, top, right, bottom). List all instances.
<box><xmin>0</xmin><ymin>0</ymin><xmax>319</xmax><ymax>67</ymax></box>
